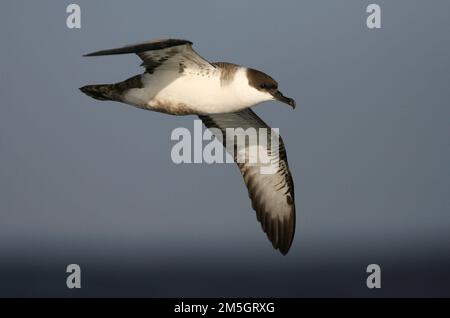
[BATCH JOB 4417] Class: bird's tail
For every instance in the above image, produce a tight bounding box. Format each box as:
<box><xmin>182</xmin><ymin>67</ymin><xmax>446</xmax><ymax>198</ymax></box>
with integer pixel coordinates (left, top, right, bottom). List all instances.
<box><xmin>79</xmin><ymin>84</ymin><xmax>119</xmax><ymax>101</ymax></box>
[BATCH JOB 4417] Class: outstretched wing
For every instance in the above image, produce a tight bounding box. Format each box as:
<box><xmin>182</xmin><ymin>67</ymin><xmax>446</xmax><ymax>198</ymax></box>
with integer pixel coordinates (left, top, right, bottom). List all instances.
<box><xmin>84</xmin><ymin>39</ymin><xmax>214</xmax><ymax>74</ymax></box>
<box><xmin>199</xmin><ymin>109</ymin><xmax>296</xmax><ymax>255</ymax></box>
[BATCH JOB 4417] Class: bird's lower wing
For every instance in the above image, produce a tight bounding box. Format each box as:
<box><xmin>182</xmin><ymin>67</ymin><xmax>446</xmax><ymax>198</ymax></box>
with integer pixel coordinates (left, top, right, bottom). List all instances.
<box><xmin>199</xmin><ymin>109</ymin><xmax>296</xmax><ymax>255</ymax></box>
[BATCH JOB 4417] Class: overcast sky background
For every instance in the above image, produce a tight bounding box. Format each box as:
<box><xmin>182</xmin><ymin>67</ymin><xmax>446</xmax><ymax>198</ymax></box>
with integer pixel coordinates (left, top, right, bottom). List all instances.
<box><xmin>0</xmin><ymin>0</ymin><xmax>449</xmax><ymax>297</ymax></box>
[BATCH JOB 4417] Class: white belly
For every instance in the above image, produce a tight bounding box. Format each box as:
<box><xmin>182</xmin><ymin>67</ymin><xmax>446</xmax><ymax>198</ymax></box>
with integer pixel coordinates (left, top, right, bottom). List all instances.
<box><xmin>122</xmin><ymin>68</ymin><xmax>268</xmax><ymax>115</ymax></box>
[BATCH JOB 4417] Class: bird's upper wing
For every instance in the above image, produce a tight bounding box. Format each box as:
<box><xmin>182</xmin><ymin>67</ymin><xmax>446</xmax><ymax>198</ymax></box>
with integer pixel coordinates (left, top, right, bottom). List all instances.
<box><xmin>199</xmin><ymin>109</ymin><xmax>296</xmax><ymax>255</ymax></box>
<box><xmin>84</xmin><ymin>39</ymin><xmax>215</xmax><ymax>74</ymax></box>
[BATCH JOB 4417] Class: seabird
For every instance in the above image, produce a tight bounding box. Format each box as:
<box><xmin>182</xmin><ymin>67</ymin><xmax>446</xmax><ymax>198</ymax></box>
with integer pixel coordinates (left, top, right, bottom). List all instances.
<box><xmin>80</xmin><ymin>39</ymin><xmax>296</xmax><ymax>255</ymax></box>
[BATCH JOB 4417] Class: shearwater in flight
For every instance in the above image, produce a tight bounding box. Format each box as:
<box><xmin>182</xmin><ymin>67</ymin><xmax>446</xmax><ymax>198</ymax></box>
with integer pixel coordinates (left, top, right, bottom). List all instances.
<box><xmin>80</xmin><ymin>39</ymin><xmax>296</xmax><ymax>255</ymax></box>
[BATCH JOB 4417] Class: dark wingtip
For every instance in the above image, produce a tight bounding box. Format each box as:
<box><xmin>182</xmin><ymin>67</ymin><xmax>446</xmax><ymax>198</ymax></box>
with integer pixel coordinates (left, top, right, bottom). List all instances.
<box><xmin>277</xmin><ymin>232</ymin><xmax>294</xmax><ymax>255</ymax></box>
<box><xmin>263</xmin><ymin>215</ymin><xmax>295</xmax><ymax>256</ymax></box>
<box><xmin>83</xmin><ymin>51</ymin><xmax>106</xmax><ymax>57</ymax></box>
<box><xmin>278</xmin><ymin>244</ymin><xmax>292</xmax><ymax>256</ymax></box>
<box><xmin>279</xmin><ymin>226</ymin><xmax>295</xmax><ymax>256</ymax></box>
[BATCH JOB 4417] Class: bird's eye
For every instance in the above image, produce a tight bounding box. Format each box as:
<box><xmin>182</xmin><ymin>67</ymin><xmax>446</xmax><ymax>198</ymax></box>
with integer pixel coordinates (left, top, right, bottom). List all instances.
<box><xmin>260</xmin><ymin>84</ymin><xmax>267</xmax><ymax>89</ymax></box>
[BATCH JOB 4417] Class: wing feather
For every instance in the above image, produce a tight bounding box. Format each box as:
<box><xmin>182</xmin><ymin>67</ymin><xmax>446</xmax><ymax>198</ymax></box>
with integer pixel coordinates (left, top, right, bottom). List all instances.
<box><xmin>84</xmin><ymin>39</ymin><xmax>214</xmax><ymax>74</ymax></box>
<box><xmin>199</xmin><ymin>109</ymin><xmax>296</xmax><ymax>255</ymax></box>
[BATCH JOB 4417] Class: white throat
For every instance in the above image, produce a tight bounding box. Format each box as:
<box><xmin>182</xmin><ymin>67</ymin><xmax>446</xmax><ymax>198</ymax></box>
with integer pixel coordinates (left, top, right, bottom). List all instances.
<box><xmin>230</xmin><ymin>68</ymin><xmax>274</xmax><ymax>109</ymax></box>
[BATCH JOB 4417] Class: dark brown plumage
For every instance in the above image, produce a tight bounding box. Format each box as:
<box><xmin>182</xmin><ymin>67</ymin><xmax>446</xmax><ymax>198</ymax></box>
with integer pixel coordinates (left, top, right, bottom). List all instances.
<box><xmin>199</xmin><ymin>109</ymin><xmax>295</xmax><ymax>255</ymax></box>
<box><xmin>79</xmin><ymin>75</ymin><xmax>143</xmax><ymax>102</ymax></box>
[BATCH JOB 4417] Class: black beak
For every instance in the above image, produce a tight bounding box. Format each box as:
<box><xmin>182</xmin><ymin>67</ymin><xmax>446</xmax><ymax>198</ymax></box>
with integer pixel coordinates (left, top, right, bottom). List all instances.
<box><xmin>273</xmin><ymin>90</ymin><xmax>296</xmax><ymax>109</ymax></box>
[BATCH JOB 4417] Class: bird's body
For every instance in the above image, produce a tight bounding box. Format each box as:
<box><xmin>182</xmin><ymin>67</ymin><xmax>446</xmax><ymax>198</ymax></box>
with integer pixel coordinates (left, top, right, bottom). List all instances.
<box><xmin>122</xmin><ymin>64</ymin><xmax>270</xmax><ymax>115</ymax></box>
<box><xmin>80</xmin><ymin>39</ymin><xmax>297</xmax><ymax>255</ymax></box>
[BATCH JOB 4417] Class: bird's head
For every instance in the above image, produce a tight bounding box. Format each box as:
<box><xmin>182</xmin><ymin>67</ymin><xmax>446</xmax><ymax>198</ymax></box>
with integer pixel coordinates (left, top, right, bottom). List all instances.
<box><xmin>246</xmin><ymin>68</ymin><xmax>296</xmax><ymax>109</ymax></box>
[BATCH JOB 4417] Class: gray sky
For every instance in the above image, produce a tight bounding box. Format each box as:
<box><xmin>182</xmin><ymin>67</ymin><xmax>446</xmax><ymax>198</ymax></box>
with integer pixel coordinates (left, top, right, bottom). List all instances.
<box><xmin>0</xmin><ymin>0</ymin><xmax>449</xmax><ymax>297</ymax></box>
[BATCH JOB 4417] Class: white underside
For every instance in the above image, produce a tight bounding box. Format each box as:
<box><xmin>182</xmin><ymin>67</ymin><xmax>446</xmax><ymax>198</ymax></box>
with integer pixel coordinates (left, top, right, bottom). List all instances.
<box><xmin>123</xmin><ymin>67</ymin><xmax>273</xmax><ymax>115</ymax></box>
